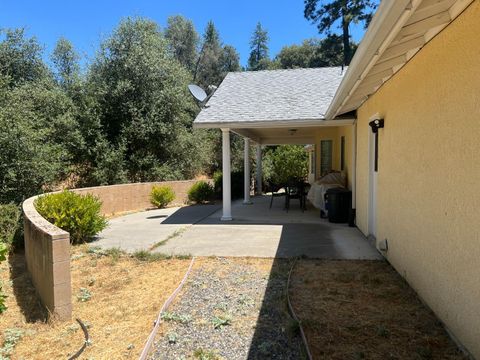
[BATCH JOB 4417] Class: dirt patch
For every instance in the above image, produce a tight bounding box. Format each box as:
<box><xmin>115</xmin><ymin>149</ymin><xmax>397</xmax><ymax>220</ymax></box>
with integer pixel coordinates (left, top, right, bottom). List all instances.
<box><xmin>0</xmin><ymin>246</ymin><xmax>191</xmax><ymax>359</ymax></box>
<box><xmin>289</xmin><ymin>260</ymin><xmax>467</xmax><ymax>360</ymax></box>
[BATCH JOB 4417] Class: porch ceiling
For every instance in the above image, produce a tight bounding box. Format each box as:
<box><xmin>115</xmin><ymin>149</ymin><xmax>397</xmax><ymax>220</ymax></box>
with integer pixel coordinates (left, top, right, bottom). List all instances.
<box><xmin>232</xmin><ymin>125</ymin><xmax>350</xmax><ymax>145</ymax></box>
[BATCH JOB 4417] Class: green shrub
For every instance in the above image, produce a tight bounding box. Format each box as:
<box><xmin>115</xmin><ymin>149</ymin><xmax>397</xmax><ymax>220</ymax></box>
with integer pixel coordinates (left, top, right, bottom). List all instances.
<box><xmin>0</xmin><ymin>204</ymin><xmax>18</xmax><ymax>314</ymax></box>
<box><xmin>0</xmin><ymin>204</ymin><xmax>20</xmax><ymax>249</ymax></box>
<box><xmin>213</xmin><ymin>171</ymin><xmax>244</xmax><ymax>199</ymax></box>
<box><xmin>35</xmin><ymin>191</ymin><xmax>108</xmax><ymax>244</ymax></box>
<box><xmin>150</xmin><ymin>185</ymin><xmax>175</xmax><ymax>208</ymax></box>
<box><xmin>187</xmin><ymin>181</ymin><xmax>214</xmax><ymax>204</ymax></box>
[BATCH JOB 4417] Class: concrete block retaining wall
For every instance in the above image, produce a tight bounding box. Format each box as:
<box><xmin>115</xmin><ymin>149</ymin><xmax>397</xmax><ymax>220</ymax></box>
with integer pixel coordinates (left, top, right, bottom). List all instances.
<box><xmin>22</xmin><ymin>180</ymin><xmax>207</xmax><ymax>320</ymax></box>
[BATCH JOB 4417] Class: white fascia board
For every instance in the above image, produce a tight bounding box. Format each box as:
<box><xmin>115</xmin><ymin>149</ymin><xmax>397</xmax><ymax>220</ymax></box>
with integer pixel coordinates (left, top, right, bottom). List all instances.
<box><xmin>324</xmin><ymin>0</ymin><xmax>414</xmax><ymax>120</ymax></box>
<box><xmin>193</xmin><ymin>118</ymin><xmax>355</xmax><ymax>129</ymax></box>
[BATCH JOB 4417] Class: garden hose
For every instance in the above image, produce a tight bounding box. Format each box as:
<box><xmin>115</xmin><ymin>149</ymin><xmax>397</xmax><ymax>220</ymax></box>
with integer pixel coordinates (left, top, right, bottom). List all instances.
<box><xmin>287</xmin><ymin>257</ymin><xmax>313</xmax><ymax>360</ymax></box>
<box><xmin>67</xmin><ymin>318</ymin><xmax>90</xmax><ymax>360</ymax></box>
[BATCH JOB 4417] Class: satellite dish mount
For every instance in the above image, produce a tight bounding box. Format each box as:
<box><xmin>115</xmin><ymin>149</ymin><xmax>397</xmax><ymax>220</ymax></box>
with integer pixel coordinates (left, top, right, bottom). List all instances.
<box><xmin>188</xmin><ymin>84</ymin><xmax>216</xmax><ymax>108</ymax></box>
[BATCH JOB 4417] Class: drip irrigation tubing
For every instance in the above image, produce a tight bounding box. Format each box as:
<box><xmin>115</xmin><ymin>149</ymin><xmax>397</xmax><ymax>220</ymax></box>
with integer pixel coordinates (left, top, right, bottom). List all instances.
<box><xmin>287</xmin><ymin>257</ymin><xmax>313</xmax><ymax>360</ymax></box>
<box><xmin>138</xmin><ymin>256</ymin><xmax>196</xmax><ymax>360</ymax></box>
<box><xmin>67</xmin><ymin>318</ymin><xmax>90</xmax><ymax>360</ymax></box>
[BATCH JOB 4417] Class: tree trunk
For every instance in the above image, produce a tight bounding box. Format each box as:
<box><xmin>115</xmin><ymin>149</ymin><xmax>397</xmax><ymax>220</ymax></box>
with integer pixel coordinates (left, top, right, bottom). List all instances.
<box><xmin>342</xmin><ymin>11</ymin><xmax>351</xmax><ymax>66</ymax></box>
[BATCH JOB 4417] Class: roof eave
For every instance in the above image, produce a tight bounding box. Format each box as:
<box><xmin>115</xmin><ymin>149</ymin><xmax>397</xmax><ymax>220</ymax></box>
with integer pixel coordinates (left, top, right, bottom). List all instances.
<box><xmin>324</xmin><ymin>0</ymin><xmax>415</xmax><ymax>120</ymax></box>
<box><xmin>193</xmin><ymin>118</ymin><xmax>355</xmax><ymax>129</ymax></box>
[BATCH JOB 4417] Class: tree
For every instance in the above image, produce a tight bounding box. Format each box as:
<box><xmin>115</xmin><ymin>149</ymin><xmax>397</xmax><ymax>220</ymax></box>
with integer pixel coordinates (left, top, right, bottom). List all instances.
<box><xmin>0</xmin><ymin>75</ymin><xmax>80</xmax><ymax>203</ymax></box>
<box><xmin>304</xmin><ymin>0</ymin><xmax>377</xmax><ymax>65</ymax></box>
<box><xmin>0</xmin><ymin>28</ymin><xmax>48</xmax><ymax>86</ymax></box>
<box><xmin>275</xmin><ymin>35</ymin><xmax>356</xmax><ymax>69</ymax></box>
<box><xmin>88</xmin><ymin>17</ymin><xmax>211</xmax><ymax>182</ymax></box>
<box><xmin>194</xmin><ymin>21</ymin><xmax>224</xmax><ymax>87</ymax></box>
<box><xmin>248</xmin><ymin>22</ymin><xmax>270</xmax><ymax>71</ymax></box>
<box><xmin>51</xmin><ymin>37</ymin><xmax>80</xmax><ymax>89</ymax></box>
<box><xmin>165</xmin><ymin>15</ymin><xmax>199</xmax><ymax>72</ymax></box>
<box><xmin>221</xmin><ymin>45</ymin><xmax>241</xmax><ymax>73</ymax></box>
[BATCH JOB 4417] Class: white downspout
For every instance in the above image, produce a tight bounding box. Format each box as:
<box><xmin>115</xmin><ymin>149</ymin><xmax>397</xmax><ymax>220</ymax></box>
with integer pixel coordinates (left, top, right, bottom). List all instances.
<box><xmin>221</xmin><ymin>128</ymin><xmax>232</xmax><ymax>221</ymax></box>
<box><xmin>243</xmin><ymin>138</ymin><xmax>252</xmax><ymax>204</ymax></box>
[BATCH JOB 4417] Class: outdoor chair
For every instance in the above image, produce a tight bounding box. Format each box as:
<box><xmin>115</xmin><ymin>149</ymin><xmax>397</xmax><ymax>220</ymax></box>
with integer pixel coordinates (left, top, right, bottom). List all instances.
<box><xmin>267</xmin><ymin>183</ymin><xmax>286</xmax><ymax>209</ymax></box>
<box><xmin>285</xmin><ymin>181</ymin><xmax>309</xmax><ymax>212</ymax></box>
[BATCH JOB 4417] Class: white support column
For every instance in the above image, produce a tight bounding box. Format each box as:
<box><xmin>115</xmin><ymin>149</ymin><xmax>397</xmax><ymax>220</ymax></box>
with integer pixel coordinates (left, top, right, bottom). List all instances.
<box><xmin>221</xmin><ymin>128</ymin><xmax>232</xmax><ymax>221</ymax></box>
<box><xmin>255</xmin><ymin>144</ymin><xmax>262</xmax><ymax>195</ymax></box>
<box><xmin>243</xmin><ymin>138</ymin><xmax>252</xmax><ymax>204</ymax></box>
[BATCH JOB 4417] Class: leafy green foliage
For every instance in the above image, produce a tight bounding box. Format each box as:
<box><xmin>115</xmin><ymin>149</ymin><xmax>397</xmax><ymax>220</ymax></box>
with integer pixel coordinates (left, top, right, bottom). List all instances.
<box><xmin>0</xmin><ymin>28</ymin><xmax>48</xmax><ymax>86</ymax></box>
<box><xmin>211</xmin><ymin>314</ymin><xmax>232</xmax><ymax>329</ymax></box>
<box><xmin>263</xmin><ymin>146</ymin><xmax>308</xmax><ymax>186</ymax></box>
<box><xmin>213</xmin><ymin>171</ymin><xmax>244</xmax><ymax>199</ymax></box>
<box><xmin>0</xmin><ymin>204</ymin><xmax>20</xmax><ymax>248</ymax></box>
<box><xmin>0</xmin><ymin>328</ymin><xmax>24</xmax><ymax>358</ymax></box>
<box><xmin>0</xmin><ymin>75</ymin><xmax>80</xmax><ymax>204</ymax></box>
<box><xmin>188</xmin><ymin>181</ymin><xmax>214</xmax><ymax>204</ymax></box>
<box><xmin>35</xmin><ymin>191</ymin><xmax>107</xmax><ymax>244</ymax></box>
<box><xmin>193</xmin><ymin>349</ymin><xmax>220</xmax><ymax>360</ymax></box>
<box><xmin>77</xmin><ymin>287</ymin><xmax>92</xmax><ymax>302</ymax></box>
<box><xmin>0</xmin><ymin>204</ymin><xmax>18</xmax><ymax>314</ymax></box>
<box><xmin>304</xmin><ymin>0</ymin><xmax>377</xmax><ymax>65</ymax></box>
<box><xmin>150</xmin><ymin>185</ymin><xmax>175</xmax><ymax>208</ymax></box>
<box><xmin>161</xmin><ymin>311</ymin><xmax>191</xmax><ymax>324</ymax></box>
<box><xmin>0</xmin><ymin>241</ymin><xmax>7</xmax><ymax>313</ymax></box>
<box><xmin>275</xmin><ymin>35</ymin><xmax>355</xmax><ymax>69</ymax></box>
<box><xmin>165</xmin><ymin>15</ymin><xmax>199</xmax><ymax>72</ymax></box>
<box><xmin>51</xmin><ymin>37</ymin><xmax>80</xmax><ymax>90</ymax></box>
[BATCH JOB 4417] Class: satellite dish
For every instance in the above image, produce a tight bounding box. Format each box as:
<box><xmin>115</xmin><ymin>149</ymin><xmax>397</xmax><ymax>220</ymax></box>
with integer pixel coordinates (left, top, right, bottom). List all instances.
<box><xmin>188</xmin><ymin>84</ymin><xmax>208</xmax><ymax>103</ymax></box>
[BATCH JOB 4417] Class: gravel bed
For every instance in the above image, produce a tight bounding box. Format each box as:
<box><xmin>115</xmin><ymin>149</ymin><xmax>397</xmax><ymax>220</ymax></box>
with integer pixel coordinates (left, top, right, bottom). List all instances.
<box><xmin>149</xmin><ymin>258</ymin><xmax>304</xmax><ymax>360</ymax></box>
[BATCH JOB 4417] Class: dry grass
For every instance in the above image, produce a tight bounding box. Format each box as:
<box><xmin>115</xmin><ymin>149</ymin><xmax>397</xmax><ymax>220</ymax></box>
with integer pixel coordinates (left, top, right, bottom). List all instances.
<box><xmin>1</xmin><ymin>255</ymin><xmax>467</xmax><ymax>359</ymax></box>
<box><xmin>289</xmin><ymin>260</ymin><xmax>467</xmax><ymax>360</ymax></box>
<box><xmin>0</xmin><ymin>246</ymin><xmax>191</xmax><ymax>359</ymax></box>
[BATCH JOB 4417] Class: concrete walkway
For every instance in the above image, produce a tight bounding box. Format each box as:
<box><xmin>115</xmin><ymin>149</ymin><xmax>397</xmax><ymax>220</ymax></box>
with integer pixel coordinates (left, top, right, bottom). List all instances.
<box><xmin>94</xmin><ymin>196</ymin><xmax>382</xmax><ymax>260</ymax></box>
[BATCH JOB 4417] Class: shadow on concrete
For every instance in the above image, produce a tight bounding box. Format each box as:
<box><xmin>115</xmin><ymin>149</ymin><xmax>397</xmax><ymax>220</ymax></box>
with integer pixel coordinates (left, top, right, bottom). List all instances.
<box><xmin>146</xmin><ymin>214</ymin><xmax>169</xmax><ymax>220</ymax></box>
<box><xmin>160</xmin><ymin>204</ymin><xmax>221</xmax><ymax>225</ymax></box>
<box><xmin>8</xmin><ymin>251</ymin><xmax>47</xmax><ymax>323</ymax></box>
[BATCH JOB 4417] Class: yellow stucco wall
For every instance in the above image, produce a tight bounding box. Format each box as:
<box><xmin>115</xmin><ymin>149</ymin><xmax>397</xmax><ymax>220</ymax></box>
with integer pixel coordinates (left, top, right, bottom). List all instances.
<box><xmin>356</xmin><ymin>2</ymin><xmax>480</xmax><ymax>357</ymax></box>
<box><xmin>314</xmin><ymin>125</ymin><xmax>353</xmax><ymax>189</ymax></box>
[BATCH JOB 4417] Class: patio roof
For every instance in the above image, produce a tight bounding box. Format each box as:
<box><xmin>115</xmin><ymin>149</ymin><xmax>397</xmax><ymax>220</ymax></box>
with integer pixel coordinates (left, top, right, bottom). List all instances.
<box><xmin>193</xmin><ymin>67</ymin><xmax>350</xmax><ymax>129</ymax></box>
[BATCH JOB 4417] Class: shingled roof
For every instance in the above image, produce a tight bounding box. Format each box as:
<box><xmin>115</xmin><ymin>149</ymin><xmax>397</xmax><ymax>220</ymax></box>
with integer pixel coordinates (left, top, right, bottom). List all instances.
<box><xmin>193</xmin><ymin>67</ymin><xmax>346</xmax><ymax>128</ymax></box>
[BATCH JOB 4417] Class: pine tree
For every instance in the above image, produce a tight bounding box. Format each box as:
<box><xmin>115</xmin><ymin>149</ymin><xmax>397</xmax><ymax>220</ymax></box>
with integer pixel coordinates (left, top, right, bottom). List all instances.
<box><xmin>304</xmin><ymin>0</ymin><xmax>377</xmax><ymax>65</ymax></box>
<box><xmin>248</xmin><ymin>22</ymin><xmax>270</xmax><ymax>71</ymax></box>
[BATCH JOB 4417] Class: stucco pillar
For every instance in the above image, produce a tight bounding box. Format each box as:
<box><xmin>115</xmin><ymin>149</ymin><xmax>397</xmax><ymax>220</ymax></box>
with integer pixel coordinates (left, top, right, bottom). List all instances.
<box><xmin>255</xmin><ymin>144</ymin><xmax>262</xmax><ymax>195</ymax></box>
<box><xmin>243</xmin><ymin>138</ymin><xmax>252</xmax><ymax>204</ymax></box>
<box><xmin>221</xmin><ymin>129</ymin><xmax>232</xmax><ymax>221</ymax></box>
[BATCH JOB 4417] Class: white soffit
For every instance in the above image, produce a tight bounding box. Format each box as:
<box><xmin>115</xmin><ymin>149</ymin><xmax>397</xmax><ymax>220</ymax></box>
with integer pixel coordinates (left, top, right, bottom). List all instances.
<box><xmin>327</xmin><ymin>0</ymin><xmax>475</xmax><ymax>118</ymax></box>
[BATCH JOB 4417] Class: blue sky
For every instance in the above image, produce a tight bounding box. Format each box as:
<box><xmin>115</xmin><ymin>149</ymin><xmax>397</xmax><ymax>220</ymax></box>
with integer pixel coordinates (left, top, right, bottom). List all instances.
<box><xmin>0</xmin><ymin>0</ymin><xmax>369</xmax><ymax>68</ymax></box>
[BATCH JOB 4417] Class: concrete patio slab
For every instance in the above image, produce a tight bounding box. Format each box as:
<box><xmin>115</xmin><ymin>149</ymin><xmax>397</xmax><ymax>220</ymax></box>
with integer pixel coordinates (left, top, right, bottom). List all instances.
<box><xmin>93</xmin><ymin>204</ymin><xmax>221</xmax><ymax>252</ymax></box>
<box><xmin>94</xmin><ymin>196</ymin><xmax>382</xmax><ymax>260</ymax></box>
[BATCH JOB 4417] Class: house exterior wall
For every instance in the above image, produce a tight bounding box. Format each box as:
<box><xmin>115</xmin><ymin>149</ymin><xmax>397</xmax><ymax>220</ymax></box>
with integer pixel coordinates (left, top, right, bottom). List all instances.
<box><xmin>314</xmin><ymin>126</ymin><xmax>353</xmax><ymax>189</ymax></box>
<box><xmin>355</xmin><ymin>2</ymin><xmax>480</xmax><ymax>357</ymax></box>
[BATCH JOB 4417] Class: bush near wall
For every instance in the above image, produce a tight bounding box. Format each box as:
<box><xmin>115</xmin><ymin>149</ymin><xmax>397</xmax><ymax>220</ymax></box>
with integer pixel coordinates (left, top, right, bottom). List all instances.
<box><xmin>0</xmin><ymin>204</ymin><xmax>20</xmax><ymax>313</ymax></box>
<box><xmin>35</xmin><ymin>191</ymin><xmax>108</xmax><ymax>244</ymax></box>
<box><xmin>213</xmin><ymin>171</ymin><xmax>245</xmax><ymax>199</ymax></box>
<box><xmin>188</xmin><ymin>181</ymin><xmax>214</xmax><ymax>204</ymax></box>
<box><xmin>0</xmin><ymin>204</ymin><xmax>20</xmax><ymax>248</ymax></box>
<box><xmin>150</xmin><ymin>185</ymin><xmax>175</xmax><ymax>208</ymax></box>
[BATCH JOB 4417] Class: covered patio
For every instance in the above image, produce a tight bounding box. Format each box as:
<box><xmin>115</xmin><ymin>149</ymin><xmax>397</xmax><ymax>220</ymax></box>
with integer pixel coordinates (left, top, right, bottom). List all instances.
<box><xmin>193</xmin><ymin>67</ymin><xmax>357</xmax><ymax>221</ymax></box>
